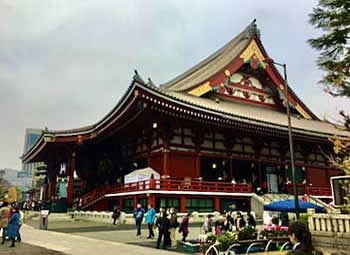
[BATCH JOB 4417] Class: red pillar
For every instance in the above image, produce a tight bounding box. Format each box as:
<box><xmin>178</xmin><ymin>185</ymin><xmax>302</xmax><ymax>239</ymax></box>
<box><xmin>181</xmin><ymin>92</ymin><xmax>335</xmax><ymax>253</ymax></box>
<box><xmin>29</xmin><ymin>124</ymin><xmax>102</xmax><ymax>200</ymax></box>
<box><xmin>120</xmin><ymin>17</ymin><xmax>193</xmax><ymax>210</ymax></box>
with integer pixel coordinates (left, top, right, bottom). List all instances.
<box><xmin>148</xmin><ymin>194</ymin><xmax>156</xmax><ymax>208</ymax></box>
<box><xmin>67</xmin><ymin>152</ymin><xmax>75</xmax><ymax>208</ymax></box>
<box><xmin>119</xmin><ymin>198</ymin><xmax>123</xmax><ymax>211</ymax></box>
<box><xmin>214</xmin><ymin>197</ymin><xmax>220</xmax><ymax>212</ymax></box>
<box><xmin>163</xmin><ymin>148</ymin><xmax>170</xmax><ymax>177</ymax></box>
<box><xmin>50</xmin><ymin>178</ymin><xmax>57</xmax><ymax>200</ymax></box>
<box><xmin>162</xmin><ymin>131</ymin><xmax>170</xmax><ymax>177</ymax></box>
<box><xmin>195</xmin><ymin>154</ymin><xmax>201</xmax><ymax>178</ymax></box>
<box><xmin>325</xmin><ymin>168</ymin><xmax>329</xmax><ymax>187</ymax></box>
<box><xmin>44</xmin><ymin>184</ymin><xmax>49</xmax><ymax>201</ymax></box>
<box><xmin>258</xmin><ymin>162</ymin><xmax>262</xmax><ymax>187</ymax></box>
<box><xmin>133</xmin><ymin>196</ymin><xmax>138</xmax><ymax>208</ymax></box>
<box><xmin>180</xmin><ymin>195</ymin><xmax>186</xmax><ymax>213</ymax></box>
<box><xmin>48</xmin><ymin>182</ymin><xmax>52</xmax><ymax>199</ymax></box>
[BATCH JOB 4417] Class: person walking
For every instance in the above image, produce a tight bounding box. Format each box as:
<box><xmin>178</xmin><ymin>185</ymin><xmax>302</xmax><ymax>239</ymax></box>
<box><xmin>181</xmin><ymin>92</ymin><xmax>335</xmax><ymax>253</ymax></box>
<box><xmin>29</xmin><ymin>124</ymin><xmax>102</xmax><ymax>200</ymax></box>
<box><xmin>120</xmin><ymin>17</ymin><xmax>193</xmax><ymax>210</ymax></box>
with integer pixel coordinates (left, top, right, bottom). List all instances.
<box><xmin>17</xmin><ymin>209</ymin><xmax>24</xmax><ymax>242</ymax></box>
<box><xmin>224</xmin><ymin>212</ymin><xmax>233</xmax><ymax>231</ymax></box>
<box><xmin>179</xmin><ymin>212</ymin><xmax>190</xmax><ymax>242</ymax></box>
<box><xmin>235</xmin><ymin>212</ymin><xmax>246</xmax><ymax>231</ymax></box>
<box><xmin>112</xmin><ymin>204</ymin><xmax>121</xmax><ymax>225</ymax></box>
<box><xmin>7</xmin><ymin>204</ymin><xmax>19</xmax><ymax>248</ymax></box>
<box><xmin>0</xmin><ymin>202</ymin><xmax>10</xmax><ymax>245</ymax></box>
<box><xmin>286</xmin><ymin>222</ymin><xmax>323</xmax><ymax>255</ymax></box>
<box><xmin>156</xmin><ymin>208</ymin><xmax>170</xmax><ymax>249</ymax></box>
<box><xmin>215</xmin><ymin>213</ymin><xmax>225</xmax><ymax>235</ymax></box>
<box><xmin>202</xmin><ymin>215</ymin><xmax>213</xmax><ymax>234</ymax></box>
<box><xmin>168</xmin><ymin>208</ymin><xmax>179</xmax><ymax>248</ymax></box>
<box><xmin>133</xmin><ymin>203</ymin><xmax>145</xmax><ymax>237</ymax></box>
<box><xmin>145</xmin><ymin>204</ymin><xmax>156</xmax><ymax>239</ymax></box>
<box><xmin>247</xmin><ymin>210</ymin><xmax>256</xmax><ymax>228</ymax></box>
<box><xmin>280</xmin><ymin>212</ymin><xmax>289</xmax><ymax>227</ymax></box>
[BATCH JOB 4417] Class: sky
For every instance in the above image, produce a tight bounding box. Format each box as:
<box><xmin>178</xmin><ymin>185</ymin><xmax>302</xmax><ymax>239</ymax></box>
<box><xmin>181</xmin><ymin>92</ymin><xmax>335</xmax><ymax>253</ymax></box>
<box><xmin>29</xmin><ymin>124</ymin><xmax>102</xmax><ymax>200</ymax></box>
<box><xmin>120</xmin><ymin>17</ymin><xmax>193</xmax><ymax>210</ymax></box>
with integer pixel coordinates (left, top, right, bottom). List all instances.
<box><xmin>1</xmin><ymin>0</ymin><xmax>350</xmax><ymax>170</ymax></box>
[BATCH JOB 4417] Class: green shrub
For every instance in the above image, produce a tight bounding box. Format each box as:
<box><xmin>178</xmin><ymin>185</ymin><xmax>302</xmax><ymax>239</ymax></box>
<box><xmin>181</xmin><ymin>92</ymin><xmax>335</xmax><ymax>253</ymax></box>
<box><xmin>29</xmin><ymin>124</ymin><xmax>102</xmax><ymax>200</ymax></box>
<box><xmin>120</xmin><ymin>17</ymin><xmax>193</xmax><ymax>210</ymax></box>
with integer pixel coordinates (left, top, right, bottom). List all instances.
<box><xmin>216</xmin><ymin>232</ymin><xmax>237</xmax><ymax>251</ymax></box>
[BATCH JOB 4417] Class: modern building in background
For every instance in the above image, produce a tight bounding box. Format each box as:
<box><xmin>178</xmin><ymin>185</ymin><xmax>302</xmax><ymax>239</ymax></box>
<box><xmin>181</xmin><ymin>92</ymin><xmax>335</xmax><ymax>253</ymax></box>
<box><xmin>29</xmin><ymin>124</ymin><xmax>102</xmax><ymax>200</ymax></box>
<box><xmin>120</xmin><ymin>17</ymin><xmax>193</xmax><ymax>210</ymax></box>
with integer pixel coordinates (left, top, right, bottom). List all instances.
<box><xmin>0</xmin><ymin>168</ymin><xmax>32</xmax><ymax>191</ymax></box>
<box><xmin>22</xmin><ymin>128</ymin><xmax>44</xmax><ymax>187</ymax></box>
<box><xmin>1</xmin><ymin>169</ymin><xmax>18</xmax><ymax>186</ymax></box>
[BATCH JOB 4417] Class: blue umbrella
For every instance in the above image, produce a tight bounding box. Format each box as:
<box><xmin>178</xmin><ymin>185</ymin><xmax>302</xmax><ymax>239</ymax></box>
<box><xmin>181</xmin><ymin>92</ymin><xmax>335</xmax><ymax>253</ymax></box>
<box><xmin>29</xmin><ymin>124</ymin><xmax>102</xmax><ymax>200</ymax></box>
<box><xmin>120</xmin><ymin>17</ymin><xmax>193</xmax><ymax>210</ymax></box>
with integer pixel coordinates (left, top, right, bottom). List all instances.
<box><xmin>264</xmin><ymin>199</ymin><xmax>324</xmax><ymax>213</ymax></box>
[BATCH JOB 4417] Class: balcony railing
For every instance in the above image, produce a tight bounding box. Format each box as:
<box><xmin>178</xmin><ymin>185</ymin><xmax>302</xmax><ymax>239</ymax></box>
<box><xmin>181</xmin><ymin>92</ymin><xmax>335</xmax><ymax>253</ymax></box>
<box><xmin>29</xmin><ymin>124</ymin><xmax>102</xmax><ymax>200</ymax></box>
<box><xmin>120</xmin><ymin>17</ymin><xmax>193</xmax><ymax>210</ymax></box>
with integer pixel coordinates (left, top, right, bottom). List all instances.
<box><xmin>107</xmin><ymin>179</ymin><xmax>252</xmax><ymax>194</ymax></box>
<box><xmin>287</xmin><ymin>183</ymin><xmax>331</xmax><ymax>197</ymax></box>
<box><xmin>305</xmin><ymin>186</ymin><xmax>332</xmax><ymax>197</ymax></box>
<box><xmin>80</xmin><ymin>179</ymin><xmax>252</xmax><ymax>209</ymax></box>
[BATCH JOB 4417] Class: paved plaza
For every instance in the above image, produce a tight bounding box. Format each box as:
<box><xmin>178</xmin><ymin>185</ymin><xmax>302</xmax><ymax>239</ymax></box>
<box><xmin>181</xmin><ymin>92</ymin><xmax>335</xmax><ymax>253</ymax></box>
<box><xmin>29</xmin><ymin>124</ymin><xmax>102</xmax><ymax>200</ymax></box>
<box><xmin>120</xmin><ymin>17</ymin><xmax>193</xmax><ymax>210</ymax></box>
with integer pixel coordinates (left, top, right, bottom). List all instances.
<box><xmin>19</xmin><ymin>223</ymin><xmax>184</xmax><ymax>255</ymax></box>
<box><xmin>0</xmin><ymin>219</ymin><xmax>334</xmax><ymax>255</ymax></box>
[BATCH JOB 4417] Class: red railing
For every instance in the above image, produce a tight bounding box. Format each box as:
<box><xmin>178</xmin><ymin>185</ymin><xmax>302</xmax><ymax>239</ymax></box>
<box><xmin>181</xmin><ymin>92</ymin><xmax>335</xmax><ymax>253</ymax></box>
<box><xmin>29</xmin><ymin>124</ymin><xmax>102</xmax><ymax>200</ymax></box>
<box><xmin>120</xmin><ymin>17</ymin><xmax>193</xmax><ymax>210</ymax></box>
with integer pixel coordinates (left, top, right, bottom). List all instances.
<box><xmin>80</xmin><ymin>179</ymin><xmax>252</xmax><ymax>209</ymax></box>
<box><xmin>305</xmin><ymin>186</ymin><xmax>332</xmax><ymax>197</ymax></box>
<box><xmin>287</xmin><ymin>183</ymin><xmax>331</xmax><ymax>197</ymax></box>
<box><xmin>107</xmin><ymin>179</ymin><xmax>252</xmax><ymax>194</ymax></box>
<box><xmin>80</xmin><ymin>186</ymin><xmax>106</xmax><ymax>209</ymax></box>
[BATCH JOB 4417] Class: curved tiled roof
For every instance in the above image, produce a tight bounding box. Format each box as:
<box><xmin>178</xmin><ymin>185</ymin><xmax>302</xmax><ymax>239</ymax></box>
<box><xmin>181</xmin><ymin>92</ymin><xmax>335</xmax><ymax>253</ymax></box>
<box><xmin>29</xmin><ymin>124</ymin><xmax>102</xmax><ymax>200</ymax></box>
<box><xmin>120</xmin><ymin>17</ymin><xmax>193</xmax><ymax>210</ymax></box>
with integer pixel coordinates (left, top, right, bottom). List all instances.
<box><xmin>160</xmin><ymin>21</ymin><xmax>258</xmax><ymax>91</ymax></box>
<box><xmin>155</xmin><ymin>89</ymin><xmax>349</xmax><ymax>138</ymax></box>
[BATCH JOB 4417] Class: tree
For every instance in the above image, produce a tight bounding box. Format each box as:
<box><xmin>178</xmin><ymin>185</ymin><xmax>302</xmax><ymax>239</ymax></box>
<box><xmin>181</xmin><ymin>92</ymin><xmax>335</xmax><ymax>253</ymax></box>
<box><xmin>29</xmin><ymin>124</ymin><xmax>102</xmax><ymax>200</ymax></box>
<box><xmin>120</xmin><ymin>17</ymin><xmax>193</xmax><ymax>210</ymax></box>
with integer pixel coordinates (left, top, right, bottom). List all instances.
<box><xmin>309</xmin><ymin>0</ymin><xmax>350</xmax><ymax>212</ymax></box>
<box><xmin>0</xmin><ymin>170</ymin><xmax>10</xmax><ymax>198</ymax></box>
<box><xmin>308</xmin><ymin>0</ymin><xmax>350</xmax><ymax>97</ymax></box>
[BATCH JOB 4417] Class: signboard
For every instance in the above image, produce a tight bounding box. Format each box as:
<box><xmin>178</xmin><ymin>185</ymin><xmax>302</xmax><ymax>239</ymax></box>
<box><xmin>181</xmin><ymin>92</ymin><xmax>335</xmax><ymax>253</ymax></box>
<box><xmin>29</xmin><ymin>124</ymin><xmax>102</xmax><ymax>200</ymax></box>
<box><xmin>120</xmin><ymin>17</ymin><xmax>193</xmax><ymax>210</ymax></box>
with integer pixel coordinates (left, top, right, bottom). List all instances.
<box><xmin>59</xmin><ymin>163</ymin><xmax>67</xmax><ymax>177</ymax></box>
<box><xmin>331</xmin><ymin>176</ymin><xmax>350</xmax><ymax>207</ymax></box>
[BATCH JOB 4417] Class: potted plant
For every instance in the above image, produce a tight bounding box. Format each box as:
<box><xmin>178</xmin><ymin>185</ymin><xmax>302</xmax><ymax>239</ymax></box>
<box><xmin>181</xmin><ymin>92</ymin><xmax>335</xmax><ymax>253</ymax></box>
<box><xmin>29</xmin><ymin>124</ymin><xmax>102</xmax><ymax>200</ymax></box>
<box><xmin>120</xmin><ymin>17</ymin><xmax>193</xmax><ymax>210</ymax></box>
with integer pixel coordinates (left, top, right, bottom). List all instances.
<box><xmin>216</xmin><ymin>232</ymin><xmax>237</xmax><ymax>252</ymax></box>
<box><xmin>238</xmin><ymin>225</ymin><xmax>257</xmax><ymax>240</ymax></box>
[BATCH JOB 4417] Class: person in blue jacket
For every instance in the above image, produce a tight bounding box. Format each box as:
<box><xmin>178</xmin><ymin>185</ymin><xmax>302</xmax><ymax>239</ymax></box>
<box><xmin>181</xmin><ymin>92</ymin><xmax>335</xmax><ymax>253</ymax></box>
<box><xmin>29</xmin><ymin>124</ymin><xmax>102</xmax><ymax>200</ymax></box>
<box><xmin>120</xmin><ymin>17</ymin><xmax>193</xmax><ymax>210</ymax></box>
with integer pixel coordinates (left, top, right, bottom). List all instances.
<box><xmin>133</xmin><ymin>203</ymin><xmax>145</xmax><ymax>237</ymax></box>
<box><xmin>145</xmin><ymin>204</ymin><xmax>156</xmax><ymax>238</ymax></box>
<box><xmin>8</xmin><ymin>204</ymin><xmax>20</xmax><ymax>248</ymax></box>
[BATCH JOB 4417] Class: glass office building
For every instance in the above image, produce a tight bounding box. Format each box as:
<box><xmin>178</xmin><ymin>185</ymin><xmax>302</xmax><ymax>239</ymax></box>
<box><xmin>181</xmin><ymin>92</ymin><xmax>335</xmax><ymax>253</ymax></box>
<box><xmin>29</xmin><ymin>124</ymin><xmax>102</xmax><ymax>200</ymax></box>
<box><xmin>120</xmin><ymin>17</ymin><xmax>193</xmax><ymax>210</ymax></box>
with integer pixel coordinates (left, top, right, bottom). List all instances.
<box><xmin>22</xmin><ymin>128</ymin><xmax>44</xmax><ymax>187</ymax></box>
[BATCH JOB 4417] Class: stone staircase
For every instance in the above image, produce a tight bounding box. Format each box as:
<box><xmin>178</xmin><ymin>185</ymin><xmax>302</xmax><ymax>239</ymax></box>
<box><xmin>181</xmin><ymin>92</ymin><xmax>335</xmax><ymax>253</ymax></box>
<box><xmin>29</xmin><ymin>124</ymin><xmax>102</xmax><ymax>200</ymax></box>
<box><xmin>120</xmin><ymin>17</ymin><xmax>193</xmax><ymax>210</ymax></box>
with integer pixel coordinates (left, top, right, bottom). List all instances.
<box><xmin>263</xmin><ymin>193</ymin><xmax>336</xmax><ymax>212</ymax></box>
<box><xmin>251</xmin><ymin>193</ymin><xmax>336</xmax><ymax>218</ymax></box>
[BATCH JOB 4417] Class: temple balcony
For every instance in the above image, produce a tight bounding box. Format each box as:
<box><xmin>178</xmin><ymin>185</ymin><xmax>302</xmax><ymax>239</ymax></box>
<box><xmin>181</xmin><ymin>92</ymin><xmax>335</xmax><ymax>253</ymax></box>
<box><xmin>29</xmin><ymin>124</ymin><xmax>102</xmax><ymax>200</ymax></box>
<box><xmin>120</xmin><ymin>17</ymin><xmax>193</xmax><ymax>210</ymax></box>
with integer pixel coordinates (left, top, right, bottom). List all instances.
<box><xmin>79</xmin><ymin>179</ymin><xmax>252</xmax><ymax>210</ymax></box>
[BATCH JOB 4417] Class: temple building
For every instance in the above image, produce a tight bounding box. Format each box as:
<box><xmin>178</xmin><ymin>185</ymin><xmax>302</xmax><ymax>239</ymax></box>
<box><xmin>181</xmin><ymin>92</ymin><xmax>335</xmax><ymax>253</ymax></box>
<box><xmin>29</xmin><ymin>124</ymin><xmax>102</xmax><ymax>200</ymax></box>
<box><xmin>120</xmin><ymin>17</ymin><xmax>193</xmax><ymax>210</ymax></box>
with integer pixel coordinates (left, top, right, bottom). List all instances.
<box><xmin>21</xmin><ymin>21</ymin><xmax>349</xmax><ymax>213</ymax></box>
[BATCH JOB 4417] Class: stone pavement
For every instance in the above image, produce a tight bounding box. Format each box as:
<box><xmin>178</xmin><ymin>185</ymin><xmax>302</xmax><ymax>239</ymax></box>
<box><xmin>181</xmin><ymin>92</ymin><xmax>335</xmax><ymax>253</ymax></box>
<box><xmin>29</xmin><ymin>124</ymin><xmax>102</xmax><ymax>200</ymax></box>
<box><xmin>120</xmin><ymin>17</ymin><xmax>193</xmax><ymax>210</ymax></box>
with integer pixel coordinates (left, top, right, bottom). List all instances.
<box><xmin>21</xmin><ymin>224</ymin><xmax>184</xmax><ymax>255</ymax></box>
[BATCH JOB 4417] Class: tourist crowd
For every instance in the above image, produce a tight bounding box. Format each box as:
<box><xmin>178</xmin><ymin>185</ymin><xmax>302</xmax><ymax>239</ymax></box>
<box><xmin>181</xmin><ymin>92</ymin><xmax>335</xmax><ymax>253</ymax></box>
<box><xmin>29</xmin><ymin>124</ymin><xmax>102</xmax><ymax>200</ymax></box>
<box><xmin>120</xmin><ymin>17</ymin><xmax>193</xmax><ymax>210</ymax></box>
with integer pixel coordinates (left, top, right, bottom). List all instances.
<box><xmin>112</xmin><ymin>203</ymin><xmax>258</xmax><ymax>250</ymax></box>
<box><xmin>0</xmin><ymin>201</ymin><xmax>24</xmax><ymax>248</ymax></box>
<box><xmin>111</xmin><ymin>203</ymin><xmax>323</xmax><ymax>254</ymax></box>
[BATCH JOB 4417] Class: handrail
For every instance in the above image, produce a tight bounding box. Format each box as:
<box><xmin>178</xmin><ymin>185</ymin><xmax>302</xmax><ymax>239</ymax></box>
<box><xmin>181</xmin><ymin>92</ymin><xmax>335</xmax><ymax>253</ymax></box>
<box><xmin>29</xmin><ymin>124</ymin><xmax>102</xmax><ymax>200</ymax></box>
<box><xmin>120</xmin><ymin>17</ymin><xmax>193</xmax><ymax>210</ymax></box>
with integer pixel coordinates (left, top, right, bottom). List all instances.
<box><xmin>287</xmin><ymin>183</ymin><xmax>331</xmax><ymax>197</ymax></box>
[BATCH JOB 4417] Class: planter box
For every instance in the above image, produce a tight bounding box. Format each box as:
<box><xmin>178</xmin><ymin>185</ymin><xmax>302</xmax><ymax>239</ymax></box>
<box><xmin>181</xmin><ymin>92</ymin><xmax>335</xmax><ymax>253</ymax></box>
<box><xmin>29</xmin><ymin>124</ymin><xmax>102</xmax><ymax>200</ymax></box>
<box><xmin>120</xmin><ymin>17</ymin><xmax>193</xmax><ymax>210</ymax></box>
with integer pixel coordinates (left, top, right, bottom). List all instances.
<box><xmin>183</xmin><ymin>242</ymin><xmax>200</xmax><ymax>253</ymax></box>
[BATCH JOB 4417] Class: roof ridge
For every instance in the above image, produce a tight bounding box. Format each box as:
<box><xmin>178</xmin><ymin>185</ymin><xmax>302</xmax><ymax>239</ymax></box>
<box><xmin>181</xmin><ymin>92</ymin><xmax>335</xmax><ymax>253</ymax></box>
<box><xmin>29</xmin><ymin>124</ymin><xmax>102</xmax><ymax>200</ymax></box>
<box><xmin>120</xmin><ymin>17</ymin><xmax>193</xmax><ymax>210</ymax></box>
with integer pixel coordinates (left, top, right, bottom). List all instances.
<box><xmin>160</xmin><ymin>20</ymin><xmax>258</xmax><ymax>91</ymax></box>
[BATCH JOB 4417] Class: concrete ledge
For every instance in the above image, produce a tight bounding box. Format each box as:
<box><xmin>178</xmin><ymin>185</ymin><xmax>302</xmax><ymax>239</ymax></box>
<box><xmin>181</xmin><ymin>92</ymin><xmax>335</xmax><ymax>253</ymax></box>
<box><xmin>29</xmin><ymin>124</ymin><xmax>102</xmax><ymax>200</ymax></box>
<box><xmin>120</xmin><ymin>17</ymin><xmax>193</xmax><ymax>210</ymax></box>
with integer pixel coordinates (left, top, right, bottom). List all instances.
<box><xmin>73</xmin><ymin>210</ymin><xmax>254</xmax><ymax>225</ymax></box>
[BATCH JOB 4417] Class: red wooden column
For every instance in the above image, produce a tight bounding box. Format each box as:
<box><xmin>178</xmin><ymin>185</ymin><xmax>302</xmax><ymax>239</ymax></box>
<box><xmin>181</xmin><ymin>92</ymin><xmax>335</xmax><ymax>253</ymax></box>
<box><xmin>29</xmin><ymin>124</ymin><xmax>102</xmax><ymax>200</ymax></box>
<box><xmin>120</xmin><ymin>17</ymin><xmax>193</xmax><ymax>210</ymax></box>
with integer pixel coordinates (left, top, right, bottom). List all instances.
<box><xmin>44</xmin><ymin>183</ymin><xmax>49</xmax><ymax>201</ymax></box>
<box><xmin>67</xmin><ymin>152</ymin><xmax>75</xmax><ymax>208</ymax></box>
<box><xmin>193</xmin><ymin>129</ymin><xmax>204</xmax><ymax>178</ymax></box>
<box><xmin>163</xmin><ymin>145</ymin><xmax>170</xmax><ymax>177</ymax></box>
<box><xmin>180</xmin><ymin>195</ymin><xmax>186</xmax><ymax>213</ymax></box>
<box><xmin>119</xmin><ymin>198</ymin><xmax>123</xmax><ymax>211</ymax></box>
<box><xmin>133</xmin><ymin>196</ymin><xmax>138</xmax><ymax>208</ymax></box>
<box><xmin>47</xmin><ymin>182</ymin><xmax>52</xmax><ymax>199</ymax></box>
<box><xmin>325</xmin><ymin>168</ymin><xmax>329</xmax><ymax>186</ymax></box>
<box><xmin>148</xmin><ymin>194</ymin><xmax>156</xmax><ymax>208</ymax></box>
<box><xmin>50</xmin><ymin>177</ymin><xmax>57</xmax><ymax>200</ymax></box>
<box><xmin>230</xmin><ymin>158</ymin><xmax>234</xmax><ymax>180</ymax></box>
<box><xmin>214</xmin><ymin>197</ymin><xmax>220</xmax><ymax>212</ymax></box>
<box><xmin>161</xmin><ymin>123</ymin><xmax>172</xmax><ymax>177</ymax></box>
<box><xmin>195</xmin><ymin>154</ymin><xmax>201</xmax><ymax>178</ymax></box>
<box><xmin>258</xmin><ymin>162</ymin><xmax>262</xmax><ymax>187</ymax></box>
